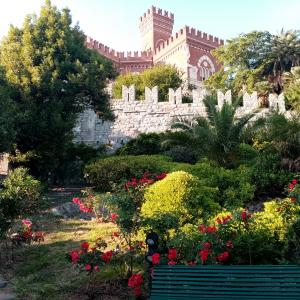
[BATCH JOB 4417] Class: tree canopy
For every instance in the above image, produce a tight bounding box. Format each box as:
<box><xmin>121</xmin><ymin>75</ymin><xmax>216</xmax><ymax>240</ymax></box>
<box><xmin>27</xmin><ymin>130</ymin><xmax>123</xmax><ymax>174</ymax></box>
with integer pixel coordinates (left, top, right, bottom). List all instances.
<box><xmin>205</xmin><ymin>30</ymin><xmax>300</xmax><ymax>100</ymax></box>
<box><xmin>112</xmin><ymin>64</ymin><xmax>182</xmax><ymax>101</ymax></box>
<box><xmin>0</xmin><ymin>0</ymin><xmax>117</xmax><ymax>181</ymax></box>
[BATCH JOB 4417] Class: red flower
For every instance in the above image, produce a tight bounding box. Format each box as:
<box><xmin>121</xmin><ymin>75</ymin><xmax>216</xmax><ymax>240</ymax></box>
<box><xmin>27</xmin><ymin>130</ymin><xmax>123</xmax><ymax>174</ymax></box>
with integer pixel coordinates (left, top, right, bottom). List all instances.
<box><xmin>206</xmin><ymin>226</ymin><xmax>217</xmax><ymax>233</ymax></box>
<box><xmin>129</xmin><ymin>246</ymin><xmax>134</xmax><ymax>251</ymax></box>
<box><xmin>128</xmin><ymin>274</ymin><xmax>143</xmax><ymax>288</ymax></box>
<box><xmin>226</xmin><ymin>240</ymin><xmax>233</xmax><ymax>248</ymax></box>
<box><xmin>199</xmin><ymin>249</ymin><xmax>210</xmax><ymax>263</ymax></box>
<box><xmin>199</xmin><ymin>224</ymin><xmax>206</xmax><ymax>233</ymax></box>
<box><xmin>72</xmin><ymin>197</ymin><xmax>80</xmax><ymax>204</ymax></box>
<box><xmin>112</xmin><ymin>232</ymin><xmax>119</xmax><ymax>238</ymax></box>
<box><xmin>70</xmin><ymin>250</ymin><xmax>80</xmax><ymax>263</ymax></box>
<box><xmin>81</xmin><ymin>242</ymin><xmax>89</xmax><ymax>250</ymax></box>
<box><xmin>102</xmin><ymin>250</ymin><xmax>113</xmax><ymax>263</ymax></box>
<box><xmin>218</xmin><ymin>251</ymin><xmax>230</xmax><ymax>263</ymax></box>
<box><xmin>156</xmin><ymin>172</ymin><xmax>167</xmax><ymax>180</ymax></box>
<box><xmin>85</xmin><ymin>264</ymin><xmax>92</xmax><ymax>271</ymax></box>
<box><xmin>168</xmin><ymin>248</ymin><xmax>177</xmax><ymax>260</ymax></box>
<box><xmin>289</xmin><ymin>183</ymin><xmax>295</xmax><ymax>190</ymax></box>
<box><xmin>291</xmin><ymin>197</ymin><xmax>297</xmax><ymax>203</ymax></box>
<box><xmin>134</xmin><ymin>287</ymin><xmax>142</xmax><ymax>296</ymax></box>
<box><xmin>203</xmin><ymin>242</ymin><xmax>212</xmax><ymax>249</ymax></box>
<box><xmin>152</xmin><ymin>253</ymin><xmax>160</xmax><ymax>265</ymax></box>
<box><xmin>241</xmin><ymin>210</ymin><xmax>251</xmax><ymax>221</ymax></box>
<box><xmin>110</xmin><ymin>213</ymin><xmax>119</xmax><ymax>223</ymax></box>
<box><xmin>292</xmin><ymin>179</ymin><xmax>298</xmax><ymax>185</ymax></box>
<box><xmin>168</xmin><ymin>260</ymin><xmax>177</xmax><ymax>265</ymax></box>
<box><xmin>22</xmin><ymin>219</ymin><xmax>32</xmax><ymax>227</ymax></box>
<box><xmin>23</xmin><ymin>230</ymin><xmax>32</xmax><ymax>239</ymax></box>
<box><xmin>187</xmin><ymin>260</ymin><xmax>197</xmax><ymax>266</ymax></box>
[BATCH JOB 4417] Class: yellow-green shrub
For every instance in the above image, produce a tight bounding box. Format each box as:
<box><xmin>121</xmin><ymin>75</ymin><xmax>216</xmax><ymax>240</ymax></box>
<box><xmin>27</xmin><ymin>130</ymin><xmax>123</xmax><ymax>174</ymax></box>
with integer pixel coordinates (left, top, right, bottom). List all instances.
<box><xmin>141</xmin><ymin>171</ymin><xmax>219</xmax><ymax>233</ymax></box>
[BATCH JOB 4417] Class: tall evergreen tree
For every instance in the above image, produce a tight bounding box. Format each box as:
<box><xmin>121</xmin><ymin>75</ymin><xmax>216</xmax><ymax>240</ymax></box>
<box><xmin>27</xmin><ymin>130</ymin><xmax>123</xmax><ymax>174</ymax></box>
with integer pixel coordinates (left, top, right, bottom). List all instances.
<box><xmin>0</xmin><ymin>0</ymin><xmax>117</xmax><ymax>182</ymax></box>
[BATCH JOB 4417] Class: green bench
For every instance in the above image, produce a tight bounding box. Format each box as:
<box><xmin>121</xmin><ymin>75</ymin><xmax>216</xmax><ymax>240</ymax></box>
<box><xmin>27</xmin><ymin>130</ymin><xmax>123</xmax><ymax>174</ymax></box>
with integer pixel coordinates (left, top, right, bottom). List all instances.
<box><xmin>149</xmin><ymin>265</ymin><xmax>300</xmax><ymax>299</ymax></box>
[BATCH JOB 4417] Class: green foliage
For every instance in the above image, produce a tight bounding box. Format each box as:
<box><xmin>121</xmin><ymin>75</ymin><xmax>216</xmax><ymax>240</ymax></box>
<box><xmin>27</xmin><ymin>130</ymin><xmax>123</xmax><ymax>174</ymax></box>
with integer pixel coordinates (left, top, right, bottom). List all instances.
<box><xmin>115</xmin><ymin>133</ymin><xmax>163</xmax><ymax>156</ymax></box>
<box><xmin>85</xmin><ymin>155</ymin><xmax>173</xmax><ymax>192</ymax></box>
<box><xmin>284</xmin><ymin>67</ymin><xmax>300</xmax><ymax>112</ymax></box>
<box><xmin>164</xmin><ymin>145</ymin><xmax>198</xmax><ymax>164</ymax></box>
<box><xmin>0</xmin><ymin>0</ymin><xmax>117</xmax><ymax>182</ymax></box>
<box><xmin>0</xmin><ymin>68</ymin><xmax>15</xmax><ymax>153</ymax></box>
<box><xmin>185</xmin><ymin>160</ymin><xmax>255</xmax><ymax>208</ymax></box>
<box><xmin>164</xmin><ymin>96</ymin><xmax>254</xmax><ymax>167</ymax></box>
<box><xmin>141</xmin><ymin>171</ymin><xmax>219</xmax><ymax>236</ymax></box>
<box><xmin>205</xmin><ymin>30</ymin><xmax>300</xmax><ymax>95</ymax></box>
<box><xmin>112</xmin><ymin>64</ymin><xmax>182</xmax><ymax>101</ymax></box>
<box><xmin>0</xmin><ymin>168</ymin><xmax>43</xmax><ymax>236</ymax></box>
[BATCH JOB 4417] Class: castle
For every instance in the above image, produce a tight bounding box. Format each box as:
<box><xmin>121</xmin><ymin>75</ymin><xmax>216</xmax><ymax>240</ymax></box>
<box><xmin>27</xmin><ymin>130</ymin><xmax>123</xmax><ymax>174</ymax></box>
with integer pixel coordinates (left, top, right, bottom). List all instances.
<box><xmin>86</xmin><ymin>6</ymin><xmax>224</xmax><ymax>86</ymax></box>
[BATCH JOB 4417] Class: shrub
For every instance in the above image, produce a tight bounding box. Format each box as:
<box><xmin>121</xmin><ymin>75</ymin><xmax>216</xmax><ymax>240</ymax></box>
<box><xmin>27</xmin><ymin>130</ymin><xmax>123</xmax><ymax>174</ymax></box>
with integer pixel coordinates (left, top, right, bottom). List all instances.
<box><xmin>0</xmin><ymin>168</ymin><xmax>43</xmax><ymax>236</ymax></box>
<box><xmin>115</xmin><ymin>133</ymin><xmax>163</xmax><ymax>156</ymax></box>
<box><xmin>84</xmin><ymin>155</ymin><xmax>173</xmax><ymax>191</ymax></box>
<box><xmin>141</xmin><ymin>171</ymin><xmax>219</xmax><ymax>236</ymax></box>
<box><xmin>164</xmin><ymin>146</ymin><xmax>198</xmax><ymax>164</ymax></box>
<box><xmin>185</xmin><ymin>160</ymin><xmax>255</xmax><ymax>208</ymax></box>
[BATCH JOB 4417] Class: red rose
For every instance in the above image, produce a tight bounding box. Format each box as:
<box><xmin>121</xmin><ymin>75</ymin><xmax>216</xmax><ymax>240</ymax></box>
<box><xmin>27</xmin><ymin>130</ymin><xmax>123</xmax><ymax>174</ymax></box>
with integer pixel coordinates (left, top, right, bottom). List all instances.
<box><xmin>241</xmin><ymin>211</ymin><xmax>247</xmax><ymax>220</ymax></box>
<box><xmin>292</xmin><ymin>179</ymin><xmax>298</xmax><ymax>185</ymax></box>
<box><xmin>218</xmin><ymin>251</ymin><xmax>230</xmax><ymax>263</ymax></box>
<box><xmin>199</xmin><ymin>224</ymin><xmax>206</xmax><ymax>233</ymax></box>
<box><xmin>85</xmin><ymin>264</ymin><xmax>92</xmax><ymax>271</ymax></box>
<box><xmin>110</xmin><ymin>213</ymin><xmax>119</xmax><ymax>222</ymax></box>
<box><xmin>102</xmin><ymin>250</ymin><xmax>113</xmax><ymax>263</ymax></box>
<box><xmin>168</xmin><ymin>260</ymin><xmax>177</xmax><ymax>265</ymax></box>
<box><xmin>134</xmin><ymin>286</ymin><xmax>142</xmax><ymax>296</ymax></box>
<box><xmin>291</xmin><ymin>197</ymin><xmax>297</xmax><ymax>203</ymax></box>
<box><xmin>128</xmin><ymin>274</ymin><xmax>143</xmax><ymax>288</ymax></box>
<box><xmin>199</xmin><ymin>249</ymin><xmax>210</xmax><ymax>263</ymax></box>
<box><xmin>168</xmin><ymin>248</ymin><xmax>177</xmax><ymax>260</ymax></box>
<box><xmin>152</xmin><ymin>253</ymin><xmax>160</xmax><ymax>265</ymax></box>
<box><xmin>206</xmin><ymin>226</ymin><xmax>217</xmax><ymax>233</ymax></box>
<box><xmin>81</xmin><ymin>242</ymin><xmax>89</xmax><ymax>250</ymax></box>
<box><xmin>289</xmin><ymin>183</ymin><xmax>295</xmax><ymax>190</ymax></box>
<box><xmin>72</xmin><ymin>197</ymin><xmax>80</xmax><ymax>204</ymax></box>
<box><xmin>226</xmin><ymin>240</ymin><xmax>233</xmax><ymax>248</ymax></box>
<box><xmin>70</xmin><ymin>250</ymin><xmax>80</xmax><ymax>263</ymax></box>
<box><xmin>203</xmin><ymin>242</ymin><xmax>212</xmax><ymax>249</ymax></box>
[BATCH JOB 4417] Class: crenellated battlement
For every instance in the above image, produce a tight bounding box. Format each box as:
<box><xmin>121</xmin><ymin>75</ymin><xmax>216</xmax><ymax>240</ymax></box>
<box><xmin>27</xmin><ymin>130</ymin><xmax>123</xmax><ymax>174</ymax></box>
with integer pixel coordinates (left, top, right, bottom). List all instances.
<box><xmin>139</xmin><ymin>5</ymin><xmax>174</xmax><ymax>23</ymax></box>
<box><xmin>74</xmin><ymin>86</ymin><xmax>289</xmax><ymax>149</ymax></box>
<box><xmin>86</xmin><ymin>36</ymin><xmax>153</xmax><ymax>61</ymax></box>
<box><xmin>184</xmin><ymin>26</ymin><xmax>224</xmax><ymax>46</ymax></box>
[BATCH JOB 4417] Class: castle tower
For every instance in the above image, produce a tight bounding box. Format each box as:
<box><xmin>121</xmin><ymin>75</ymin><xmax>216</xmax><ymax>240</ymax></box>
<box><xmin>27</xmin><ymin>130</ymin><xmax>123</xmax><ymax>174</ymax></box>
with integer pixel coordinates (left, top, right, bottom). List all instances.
<box><xmin>139</xmin><ymin>6</ymin><xmax>174</xmax><ymax>52</ymax></box>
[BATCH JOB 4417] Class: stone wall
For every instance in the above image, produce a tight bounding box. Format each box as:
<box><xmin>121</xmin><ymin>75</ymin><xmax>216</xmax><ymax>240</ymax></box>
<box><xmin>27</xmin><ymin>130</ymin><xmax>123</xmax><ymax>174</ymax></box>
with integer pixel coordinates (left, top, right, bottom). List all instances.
<box><xmin>0</xmin><ymin>153</ymin><xmax>9</xmax><ymax>175</ymax></box>
<box><xmin>73</xmin><ymin>86</ymin><xmax>287</xmax><ymax>150</ymax></box>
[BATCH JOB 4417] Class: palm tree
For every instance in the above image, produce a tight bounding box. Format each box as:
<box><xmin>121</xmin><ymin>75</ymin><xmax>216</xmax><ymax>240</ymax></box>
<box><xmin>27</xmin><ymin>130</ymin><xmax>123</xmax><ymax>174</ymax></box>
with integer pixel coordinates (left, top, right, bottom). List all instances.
<box><xmin>270</xmin><ymin>29</ymin><xmax>300</xmax><ymax>92</ymax></box>
<box><xmin>163</xmin><ymin>96</ymin><xmax>254</xmax><ymax>167</ymax></box>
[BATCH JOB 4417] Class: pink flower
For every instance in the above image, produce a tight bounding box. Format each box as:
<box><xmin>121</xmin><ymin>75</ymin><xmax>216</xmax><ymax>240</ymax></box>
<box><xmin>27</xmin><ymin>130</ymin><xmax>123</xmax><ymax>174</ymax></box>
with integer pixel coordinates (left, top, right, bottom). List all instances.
<box><xmin>72</xmin><ymin>197</ymin><xmax>80</xmax><ymax>204</ymax></box>
<box><xmin>22</xmin><ymin>219</ymin><xmax>32</xmax><ymax>227</ymax></box>
<box><xmin>94</xmin><ymin>265</ymin><xmax>100</xmax><ymax>271</ymax></box>
<box><xmin>85</xmin><ymin>264</ymin><xmax>92</xmax><ymax>271</ymax></box>
<box><xmin>168</xmin><ymin>260</ymin><xmax>177</xmax><ymax>265</ymax></box>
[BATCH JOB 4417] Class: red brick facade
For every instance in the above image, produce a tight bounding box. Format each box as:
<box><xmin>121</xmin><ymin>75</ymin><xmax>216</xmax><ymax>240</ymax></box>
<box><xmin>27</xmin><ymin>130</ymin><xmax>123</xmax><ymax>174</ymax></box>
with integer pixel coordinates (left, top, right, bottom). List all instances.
<box><xmin>86</xmin><ymin>6</ymin><xmax>224</xmax><ymax>85</ymax></box>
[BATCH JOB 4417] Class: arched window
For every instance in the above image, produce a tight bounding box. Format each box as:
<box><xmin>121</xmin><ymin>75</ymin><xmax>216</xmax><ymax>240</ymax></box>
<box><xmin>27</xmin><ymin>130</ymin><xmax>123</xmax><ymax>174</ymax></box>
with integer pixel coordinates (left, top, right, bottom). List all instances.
<box><xmin>197</xmin><ymin>55</ymin><xmax>216</xmax><ymax>81</ymax></box>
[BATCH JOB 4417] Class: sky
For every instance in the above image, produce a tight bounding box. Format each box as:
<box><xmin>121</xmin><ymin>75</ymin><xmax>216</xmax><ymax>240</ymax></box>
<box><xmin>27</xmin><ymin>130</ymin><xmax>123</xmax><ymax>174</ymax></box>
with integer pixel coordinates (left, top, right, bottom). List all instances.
<box><xmin>0</xmin><ymin>0</ymin><xmax>299</xmax><ymax>52</ymax></box>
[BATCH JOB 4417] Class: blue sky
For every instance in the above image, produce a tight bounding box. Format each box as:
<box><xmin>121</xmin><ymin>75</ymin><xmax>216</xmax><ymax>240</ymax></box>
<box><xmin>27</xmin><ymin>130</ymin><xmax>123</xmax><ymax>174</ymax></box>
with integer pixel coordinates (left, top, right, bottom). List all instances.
<box><xmin>0</xmin><ymin>0</ymin><xmax>299</xmax><ymax>51</ymax></box>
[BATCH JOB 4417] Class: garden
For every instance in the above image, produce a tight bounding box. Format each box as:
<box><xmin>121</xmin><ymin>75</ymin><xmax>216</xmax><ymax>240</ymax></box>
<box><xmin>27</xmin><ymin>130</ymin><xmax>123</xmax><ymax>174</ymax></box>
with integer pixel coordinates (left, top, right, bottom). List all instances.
<box><xmin>0</xmin><ymin>1</ymin><xmax>300</xmax><ymax>300</ymax></box>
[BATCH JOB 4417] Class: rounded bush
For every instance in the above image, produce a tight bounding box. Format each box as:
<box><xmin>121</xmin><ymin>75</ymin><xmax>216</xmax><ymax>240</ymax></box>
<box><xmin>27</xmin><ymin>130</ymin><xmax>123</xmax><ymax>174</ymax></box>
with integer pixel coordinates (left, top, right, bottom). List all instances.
<box><xmin>141</xmin><ymin>171</ymin><xmax>219</xmax><ymax>229</ymax></box>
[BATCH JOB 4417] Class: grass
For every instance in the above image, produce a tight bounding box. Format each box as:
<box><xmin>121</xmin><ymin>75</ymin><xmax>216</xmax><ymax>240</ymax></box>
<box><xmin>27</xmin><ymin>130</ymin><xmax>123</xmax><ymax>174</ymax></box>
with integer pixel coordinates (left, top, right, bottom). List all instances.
<box><xmin>1</xmin><ymin>191</ymin><xmax>121</xmax><ymax>300</ymax></box>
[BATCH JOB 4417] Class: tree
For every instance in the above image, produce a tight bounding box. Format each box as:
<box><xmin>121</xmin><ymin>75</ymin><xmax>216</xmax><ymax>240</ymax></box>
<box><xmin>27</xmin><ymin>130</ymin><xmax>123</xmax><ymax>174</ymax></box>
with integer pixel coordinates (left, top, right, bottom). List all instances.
<box><xmin>0</xmin><ymin>0</ymin><xmax>117</xmax><ymax>182</ymax></box>
<box><xmin>205</xmin><ymin>30</ymin><xmax>300</xmax><ymax>96</ymax></box>
<box><xmin>163</xmin><ymin>97</ymin><xmax>254</xmax><ymax>167</ymax></box>
<box><xmin>112</xmin><ymin>64</ymin><xmax>182</xmax><ymax>101</ymax></box>
<box><xmin>283</xmin><ymin>66</ymin><xmax>300</xmax><ymax>112</ymax></box>
<box><xmin>0</xmin><ymin>68</ymin><xmax>15</xmax><ymax>153</ymax></box>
